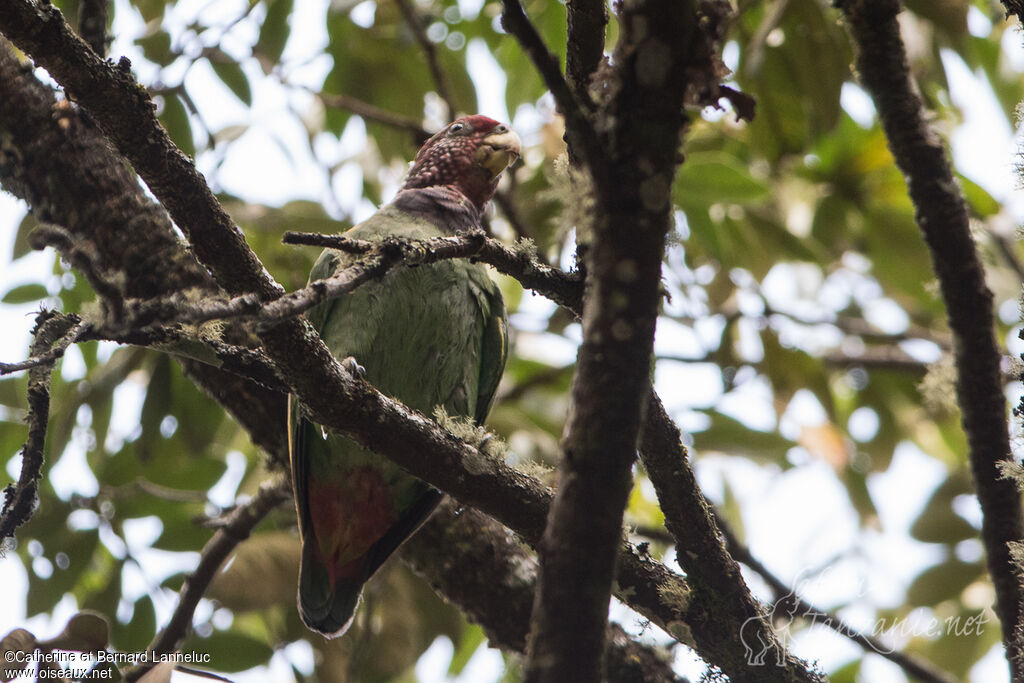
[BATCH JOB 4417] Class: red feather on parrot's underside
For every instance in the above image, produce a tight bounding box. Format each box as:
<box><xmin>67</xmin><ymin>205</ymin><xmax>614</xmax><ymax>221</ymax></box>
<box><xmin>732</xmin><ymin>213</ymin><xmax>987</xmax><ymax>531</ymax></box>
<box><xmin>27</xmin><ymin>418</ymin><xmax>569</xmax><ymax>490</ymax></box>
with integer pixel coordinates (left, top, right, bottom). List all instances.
<box><xmin>307</xmin><ymin>466</ymin><xmax>397</xmax><ymax>582</ymax></box>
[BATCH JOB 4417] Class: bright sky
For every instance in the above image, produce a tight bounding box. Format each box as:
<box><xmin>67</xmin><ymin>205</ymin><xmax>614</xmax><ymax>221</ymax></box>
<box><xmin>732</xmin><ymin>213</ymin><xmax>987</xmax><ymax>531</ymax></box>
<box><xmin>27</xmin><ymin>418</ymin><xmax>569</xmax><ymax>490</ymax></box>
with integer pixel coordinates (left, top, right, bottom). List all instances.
<box><xmin>1</xmin><ymin>2</ymin><xmax>1024</xmax><ymax>682</ymax></box>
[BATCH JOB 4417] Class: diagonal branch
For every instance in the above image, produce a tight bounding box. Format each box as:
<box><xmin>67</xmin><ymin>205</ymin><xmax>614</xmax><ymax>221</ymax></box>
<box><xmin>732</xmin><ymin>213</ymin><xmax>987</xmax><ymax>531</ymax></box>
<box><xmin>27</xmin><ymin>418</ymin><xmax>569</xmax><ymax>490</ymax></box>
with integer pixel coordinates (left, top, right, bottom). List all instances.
<box><xmin>0</xmin><ymin>36</ymin><xmax>289</xmax><ymax>463</ymax></box>
<box><xmin>0</xmin><ymin>0</ymin><xmax>281</xmax><ymax>301</ymax></box>
<box><xmin>394</xmin><ymin>0</ymin><xmax>458</xmax><ymax>121</ymax></box>
<box><xmin>0</xmin><ymin>312</ymin><xmax>80</xmax><ymax>541</ymax></box>
<box><xmin>404</xmin><ymin>501</ymin><xmax>686</xmax><ymax>682</ymax></box>
<box><xmin>713</xmin><ymin>512</ymin><xmax>959</xmax><ymax>683</ymax></box>
<box><xmin>639</xmin><ymin>393</ymin><xmax>823</xmax><ymax>681</ymax></box>
<box><xmin>128</xmin><ymin>478</ymin><xmax>291</xmax><ymax>679</ymax></box>
<box><xmin>499</xmin><ymin>0</ymin><xmax>603</xmax><ymax>169</ymax></box>
<box><xmin>837</xmin><ymin>0</ymin><xmax>1024</xmax><ymax>671</ymax></box>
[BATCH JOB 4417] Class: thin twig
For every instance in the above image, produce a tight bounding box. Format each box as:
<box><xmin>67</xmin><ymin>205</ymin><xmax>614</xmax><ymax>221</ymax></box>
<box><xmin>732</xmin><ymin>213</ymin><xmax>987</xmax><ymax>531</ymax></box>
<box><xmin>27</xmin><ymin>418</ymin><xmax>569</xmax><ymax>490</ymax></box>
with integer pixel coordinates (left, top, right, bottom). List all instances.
<box><xmin>990</xmin><ymin>230</ymin><xmax>1024</xmax><ymax>284</ymax></box>
<box><xmin>394</xmin><ymin>0</ymin><xmax>458</xmax><ymax>121</ymax></box>
<box><xmin>317</xmin><ymin>91</ymin><xmax>429</xmax><ymax>141</ymax></box>
<box><xmin>127</xmin><ymin>478</ymin><xmax>290</xmax><ymax>680</ymax></box>
<box><xmin>0</xmin><ymin>312</ymin><xmax>80</xmax><ymax>541</ymax></box>
<box><xmin>30</xmin><ymin>222</ymin><xmax>126</xmax><ymax>322</ymax></box>
<box><xmin>713</xmin><ymin>512</ymin><xmax>960</xmax><ymax>683</ymax></box>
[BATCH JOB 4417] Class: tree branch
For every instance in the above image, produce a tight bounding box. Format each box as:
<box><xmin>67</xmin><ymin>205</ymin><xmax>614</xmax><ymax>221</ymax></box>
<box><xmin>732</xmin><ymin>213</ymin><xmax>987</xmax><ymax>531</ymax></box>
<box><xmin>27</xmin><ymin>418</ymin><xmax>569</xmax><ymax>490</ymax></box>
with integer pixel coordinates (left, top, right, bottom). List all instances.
<box><xmin>499</xmin><ymin>0</ymin><xmax>603</xmax><ymax>170</ymax></box>
<box><xmin>127</xmin><ymin>478</ymin><xmax>290</xmax><ymax>680</ymax></box>
<box><xmin>283</xmin><ymin>230</ymin><xmax>584</xmax><ymax>313</ymax></box>
<box><xmin>639</xmin><ymin>392</ymin><xmax>822</xmax><ymax>681</ymax></box>
<box><xmin>77</xmin><ymin>0</ymin><xmax>108</xmax><ymax>56</ymax></box>
<box><xmin>564</xmin><ymin>0</ymin><xmax>607</xmax><ymax>109</ymax></box>
<box><xmin>394</xmin><ymin>0</ymin><xmax>458</xmax><ymax>121</ymax></box>
<box><xmin>713</xmin><ymin>512</ymin><xmax>960</xmax><ymax>683</ymax></box>
<box><xmin>0</xmin><ymin>311</ymin><xmax>79</xmax><ymax>541</ymax></box>
<box><xmin>405</xmin><ymin>501</ymin><xmax>686</xmax><ymax>682</ymax></box>
<box><xmin>0</xmin><ymin>37</ymin><xmax>289</xmax><ymax>463</ymax></box>
<box><xmin>837</xmin><ymin>0</ymin><xmax>1024</xmax><ymax>669</ymax></box>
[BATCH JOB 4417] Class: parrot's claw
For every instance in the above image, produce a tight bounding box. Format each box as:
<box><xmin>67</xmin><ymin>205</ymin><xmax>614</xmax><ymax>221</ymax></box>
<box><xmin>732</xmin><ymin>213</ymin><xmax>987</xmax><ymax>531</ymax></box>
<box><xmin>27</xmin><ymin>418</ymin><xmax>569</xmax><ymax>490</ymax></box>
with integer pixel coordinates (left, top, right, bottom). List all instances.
<box><xmin>341</xmin><ymin>356</ymin><xmax>367</xmax><ymax>379</ymax></box>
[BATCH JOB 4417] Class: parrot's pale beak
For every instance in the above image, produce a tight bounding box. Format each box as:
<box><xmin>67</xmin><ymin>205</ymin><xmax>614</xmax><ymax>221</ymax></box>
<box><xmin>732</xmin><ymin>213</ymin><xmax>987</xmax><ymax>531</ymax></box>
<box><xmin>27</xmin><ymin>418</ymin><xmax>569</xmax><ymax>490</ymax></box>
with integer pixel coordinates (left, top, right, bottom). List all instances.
<box><xmin>477</xmin><ymin>128</ymin><xmax>521</xmax><ymax>177</ymax></box>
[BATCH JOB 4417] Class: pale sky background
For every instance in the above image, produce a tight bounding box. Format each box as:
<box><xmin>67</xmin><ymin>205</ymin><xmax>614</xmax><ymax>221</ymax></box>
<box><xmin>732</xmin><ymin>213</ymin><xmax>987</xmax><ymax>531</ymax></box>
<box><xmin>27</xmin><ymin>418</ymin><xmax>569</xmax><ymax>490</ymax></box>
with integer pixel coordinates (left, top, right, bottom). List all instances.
<box><xmin>1</xmin><ymin>1</ymin><xmax>1024</xmax><ymax>681</ymax></box>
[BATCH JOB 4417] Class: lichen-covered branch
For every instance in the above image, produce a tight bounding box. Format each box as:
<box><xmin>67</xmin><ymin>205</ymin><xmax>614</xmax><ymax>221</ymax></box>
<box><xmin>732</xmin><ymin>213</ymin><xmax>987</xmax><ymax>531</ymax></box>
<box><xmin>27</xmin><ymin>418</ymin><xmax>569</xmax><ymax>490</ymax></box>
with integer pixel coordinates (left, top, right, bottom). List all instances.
<box><xmin>0</xmin><ymin>312</ymin><xmax>79</xmax><ymax>541</ymax></box>
<box><xmin>639</xmin><ymin>392</ymin><xmax>823</xmax><ymax>681</ymax></box>
<box><xmin>0</xmin><ymin>37</ymin><xmax>289</xmax><ymax>462</ymax></box>
<box><xmin>837</xmin><ymin>0</ymin><xmax>1024</xmax><ymax>669</ymax></box>
<box><xmin>564</xmin><ymin>0</ymin><xmax>607</xmax><ymax>109</ymax></box>
<box><xmin>713</xmin><ymin>512</ymin><xmax>958</xmax><ymax>683</ymax></box>
<box><xmin>283</xmin><ymin>230</ymin><xmax>583</xmax><ymax>313</ymax></box>
<box><xmin>405</xmin><ymin>501</ymin><xmax>686</xmax><ymax>682</ymax></box>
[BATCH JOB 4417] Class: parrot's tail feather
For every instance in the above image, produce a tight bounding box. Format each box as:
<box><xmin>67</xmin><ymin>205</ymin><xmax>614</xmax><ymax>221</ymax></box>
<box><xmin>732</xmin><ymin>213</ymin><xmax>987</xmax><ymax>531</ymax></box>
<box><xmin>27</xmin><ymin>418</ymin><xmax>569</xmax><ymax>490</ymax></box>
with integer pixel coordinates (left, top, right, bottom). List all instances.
<box><xmin>297</xmin><ymin>545</ymin><xmax>362</xmax><ymax>638</ymax></box>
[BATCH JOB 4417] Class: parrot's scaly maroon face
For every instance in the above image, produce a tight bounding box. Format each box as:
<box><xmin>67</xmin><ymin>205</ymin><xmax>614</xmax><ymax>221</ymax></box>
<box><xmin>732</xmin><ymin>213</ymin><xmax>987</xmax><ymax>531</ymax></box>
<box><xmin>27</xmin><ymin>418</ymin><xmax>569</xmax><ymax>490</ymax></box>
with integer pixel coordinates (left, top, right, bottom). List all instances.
<box><xmin>403</xmin><ymin>115</ymin><xmax>521</xmax><ymax>210</ymax></box>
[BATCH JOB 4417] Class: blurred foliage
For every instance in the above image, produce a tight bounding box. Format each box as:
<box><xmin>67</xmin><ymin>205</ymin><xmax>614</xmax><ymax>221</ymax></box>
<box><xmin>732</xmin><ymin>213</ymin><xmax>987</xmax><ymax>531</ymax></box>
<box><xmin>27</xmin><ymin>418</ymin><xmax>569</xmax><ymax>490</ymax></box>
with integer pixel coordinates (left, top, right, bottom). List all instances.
<box><xmin>2</xmin><ymin>0</ymin><xmax>1024</xmax><ymax>680</ymax></box>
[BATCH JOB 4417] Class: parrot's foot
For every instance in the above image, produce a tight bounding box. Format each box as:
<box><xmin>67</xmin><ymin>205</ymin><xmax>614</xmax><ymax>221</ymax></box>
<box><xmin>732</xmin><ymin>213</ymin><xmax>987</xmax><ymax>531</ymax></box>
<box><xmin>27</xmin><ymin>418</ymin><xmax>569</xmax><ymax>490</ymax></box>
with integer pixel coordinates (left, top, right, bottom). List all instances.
<box><xmin>341</xmin><ymin>356</ymin><xmax>366</xmax><ymax>379</ymax></box>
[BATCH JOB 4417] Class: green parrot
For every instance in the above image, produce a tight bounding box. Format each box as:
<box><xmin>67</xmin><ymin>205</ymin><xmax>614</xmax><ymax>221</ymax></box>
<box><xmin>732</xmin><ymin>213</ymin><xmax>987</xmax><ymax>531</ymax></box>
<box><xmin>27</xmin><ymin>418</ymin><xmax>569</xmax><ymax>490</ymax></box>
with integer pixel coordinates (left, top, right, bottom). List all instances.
<box><xmin>289</xmin><ymin>115</ymin><xmax>519</xmax><ymax>637</ymax></box>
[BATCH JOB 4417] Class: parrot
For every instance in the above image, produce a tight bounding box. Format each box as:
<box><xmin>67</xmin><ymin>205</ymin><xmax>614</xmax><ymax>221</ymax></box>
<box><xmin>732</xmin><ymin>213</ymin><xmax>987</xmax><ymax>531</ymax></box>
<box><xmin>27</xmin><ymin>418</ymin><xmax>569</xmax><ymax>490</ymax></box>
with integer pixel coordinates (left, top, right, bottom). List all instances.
<box><xmin>288</xmin><ymin>115</ymin><xmax>520</xmax><ymax>637</ymax></box>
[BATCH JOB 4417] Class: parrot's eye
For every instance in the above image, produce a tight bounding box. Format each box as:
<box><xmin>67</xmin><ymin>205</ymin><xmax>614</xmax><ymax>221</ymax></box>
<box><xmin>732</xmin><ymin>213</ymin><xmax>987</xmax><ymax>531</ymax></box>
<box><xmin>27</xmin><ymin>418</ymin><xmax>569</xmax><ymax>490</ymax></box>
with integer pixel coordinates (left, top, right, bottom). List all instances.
<box><xmin>494</xmin><ymin>124</ymin><xmax>508</xmax><ymax>133</ymax></box>
<box><xmin>449</xmin><ymin>123</ymin><xmax>466</xmax><ymax>134</ymax></box>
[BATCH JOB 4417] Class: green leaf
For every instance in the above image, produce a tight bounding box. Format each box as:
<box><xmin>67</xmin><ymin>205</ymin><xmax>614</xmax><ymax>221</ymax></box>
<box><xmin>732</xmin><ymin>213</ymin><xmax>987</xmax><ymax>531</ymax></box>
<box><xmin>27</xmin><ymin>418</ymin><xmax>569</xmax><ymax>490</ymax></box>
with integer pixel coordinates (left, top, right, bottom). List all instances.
<box><xmin>910</xmin><ymin>470</ymin><xmax>976</xmax><ymax>544</ymax></box>
<box><xmin>152</xmin><ymin>510</ymin><xmax>211</xmax><ymax>552</ymax></box>
<box><xmin>693</xmin><ymin>411</ymin><xmax>796</xmax><ymax>463</ymax></box>
<box><xmin>211</xmin><ymin>59</ymin><xmax>253</xmax><ymax>106</ymax></box>
<box><xmin>137</xmin><ymin>355</ymin><xmax>172</xmax><ymax>462</ymax></box>
<box><xmin>158</xmin><ymin>94</ymin><xmax>195</xmax><ymax>159</ymax></box>
<box><xmin>132</xmin><ymin>0</ymin><xmax>166</xmax><ymax>23</ymax></box>
<box><xmin>956</xmin><ymin>172</ymin><xmax>1000</xmax><ymax>218</ymax></box>
<box><xmin>904</xmin><ymin>0</ymin><xmax>967</xmax><ymax>40</ymax></box>
<box><xmin>12</xmin><ymin>212</ymin><xmax>37</xmax><ymax>261</ymax></box>
<box><xmin>183</xmin><ymin>631</ymin><xmax>274</xmax><ymax>672</ymax></box>
<box><xmin>676</xmin><ymin>152</ymin><xmax>770</xmax><ymax>205</ymax></box>
<box><xmin>258</xmin><ymin>0</ymin><xmax>295</xmax><ymax>66</ymax></box>
<box><xmin>136</xmin><ymin>30</ymin><xmax>174</xmax><ymax>67</ymax></box>
<box><xmin>449</xmin><ymin>625</ymin><xmax>486</xmax><ymax>675</ymax></box>
<box><xmin>906</xmin><ymin>559</ymin><xmax>984</xmax><ymax>607</ymax></box>
<box><xmin>111</xmin><ymin>596</ymin><xmax>156</xmax><ymax>652</ymax></box>
<box><xmin>1</xmin><ymin>283</ymin><xmax>48</xmax><ymax>304</ymax></box>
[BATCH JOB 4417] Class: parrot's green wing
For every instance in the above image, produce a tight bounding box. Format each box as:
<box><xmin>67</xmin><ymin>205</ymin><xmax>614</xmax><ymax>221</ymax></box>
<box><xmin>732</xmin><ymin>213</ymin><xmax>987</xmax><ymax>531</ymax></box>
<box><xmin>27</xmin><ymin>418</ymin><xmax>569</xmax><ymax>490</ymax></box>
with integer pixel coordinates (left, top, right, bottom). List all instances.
<box><xmin>469</xmin><ymin>267</ymin><xmax>508</xmax><ymax>425</ymax></box>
